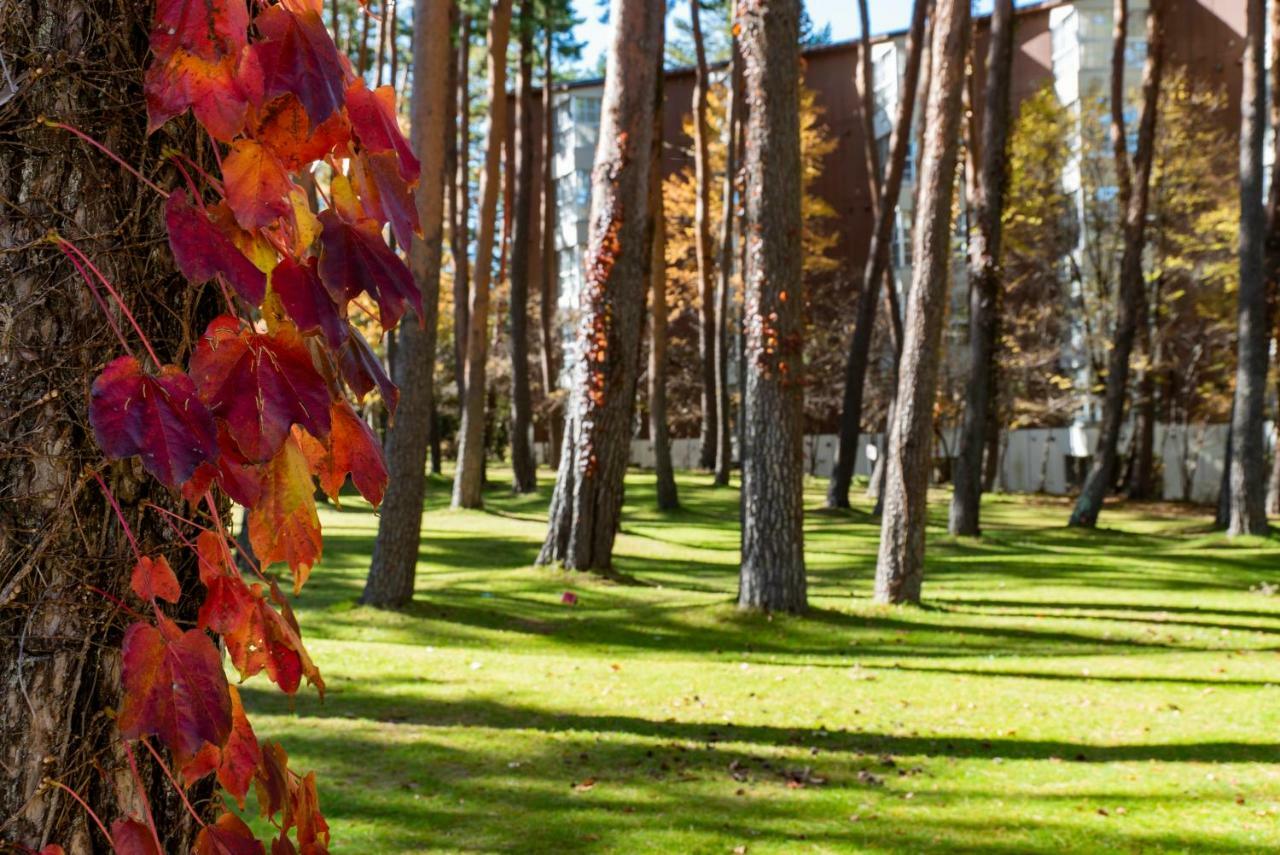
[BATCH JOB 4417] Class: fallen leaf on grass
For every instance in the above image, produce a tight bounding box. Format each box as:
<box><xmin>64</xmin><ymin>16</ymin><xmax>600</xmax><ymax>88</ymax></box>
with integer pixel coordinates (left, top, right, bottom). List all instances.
<box><xmin>573</xmin><ymin>777</ymin><xmax>596</xmax><ymax>791</ymax></box>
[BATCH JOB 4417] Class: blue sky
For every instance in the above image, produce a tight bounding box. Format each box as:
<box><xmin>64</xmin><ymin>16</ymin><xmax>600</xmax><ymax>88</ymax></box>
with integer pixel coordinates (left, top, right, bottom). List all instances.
<box><xmin>570</xmin><ymin>0</ymin><xmax>1013</xmax><ymax>70</ymax></box>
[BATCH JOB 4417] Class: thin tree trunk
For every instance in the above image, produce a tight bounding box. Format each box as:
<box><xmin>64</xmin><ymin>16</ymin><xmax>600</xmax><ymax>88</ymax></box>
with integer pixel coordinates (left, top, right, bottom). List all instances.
<box><xmin>873</xmin><ymin>0</ymin><xmax>969</xmax><ymax>605</ymax></box>
<box><xmin>453</xmin><ymin>14</ymin><xmax>472</xmax><ymax>408</ymax></box>
<box><xmin>1127</xmin><ymin>275</ymin><xmax>1160</xmax><ymax>499</ymax></box>
<box><xmin>1217</xmin><ymin>408</ymin><xmax>1234</xmax><ymax>528</ymax></box>
<box><xmin>1229</xmin><ymin>0</ymin><xmax>1270</xmax><ymax>535</ymax></box>
<box><xmin>647</xmin><ymin>45</ymin><xmax>679</xmax><ymax>510</ymax></box>
<box><xmin>1265</xmin><ymin>0</ymin><xmax>1280</xmax><ymax>518</ymax></box>
<box><xmin>508</xmin><ymin>3</ymin><xmax>538</xmax><ymax>492</ymax></box>
<box><xmin>453</xmin><ymin>0</ymin><xmax>513</xmax><ymax>508</ymax></box>
<box><xmin>536</xmin><ymin>0</ymin><xmax>665</xmax><ymax>571</ymax></box>
<box><xmin>826</xmin><ymin>0</ymin><xmax>927</xmax><ymax>509</ymax></box>
<box><xmin>440</xmin><ymin>0</ymin><xmax>459</xmax><ymax>477</ymax></box>
<box><xmin>364</xmin><ymin>0</ymin><xmax>451</xmax><ymax>607</ymax></box>
<box><xmin>948</xmin><ymin>0</ymin><xmax>1014</xmax><ymax>536</ymax></box>
<box><xmin>855</xmin><ymin>0</ymin><xmax>881</xmax><ymax>212</ymax></box>
<box><xmin>1069</xmin><ymin>0</ymin><xmax>1165</xmax><ymax>527</ymax></box>
<box><xmin>690</xmin><ymin>0</ymin><xmax>719</xmax><ymax>470</ymax></box>
<box><xmin>359</xmin><ymin>0</ymin><xmax>373</xmax><ymax>76</ymax></box>
<box><xmin>713</xmin><ymin>15</ymin><xmax>741</xmax><ymax>487</ymax></box>
<box><xmin>539</xmin><ymin>26</ymin><xmax>564</xmax><ymax>471</ymax></box>
<box><xmin>0</xmin><ymin>2</ymin><xmax>218</xmax><ymax>846</ymax></box>
<box><xmin>736</xmin><ymin>0</ymin><xmax>806</xmax><ymax>612</ymax></box>
<box><xmin>375</xmin><ymin>0</ymin><xmax>389</xmax><ymax>85</ymax></box>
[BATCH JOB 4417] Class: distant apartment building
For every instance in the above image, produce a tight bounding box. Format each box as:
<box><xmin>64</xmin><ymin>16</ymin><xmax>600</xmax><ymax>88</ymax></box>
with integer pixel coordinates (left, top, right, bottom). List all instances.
<box><xmin>528</xmin><ymin>0</ymin><xmax>1246</xmax><ymax>430</ymax></box>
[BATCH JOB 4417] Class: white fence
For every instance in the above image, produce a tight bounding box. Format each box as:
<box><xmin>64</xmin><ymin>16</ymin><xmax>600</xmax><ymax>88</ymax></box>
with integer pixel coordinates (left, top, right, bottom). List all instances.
<box><xmin>594</xmin><ymin>422</ymin><xmax>1260</xmax><ymax>505</ymax></box>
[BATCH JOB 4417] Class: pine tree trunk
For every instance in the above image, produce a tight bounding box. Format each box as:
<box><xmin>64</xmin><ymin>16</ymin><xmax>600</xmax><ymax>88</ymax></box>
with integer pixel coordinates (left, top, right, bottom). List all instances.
<box><xmin>1229</xmin><ymin>0</ymin><xmax>1270</xmax><ymax>536</ymax></box>
<box><xmin>712</xmin><ymin>16</ymin><xmax>741</xmax><ymax>487</ymax></box>
<box><xmin>690</xmin><ymin>0</ymin><xmax>719</xmax><ymax>470</ymax></box>
<box><xmin>826</xmin><ymin>0</ymin><xmax>926</xmax><ymax>509</ymax></box>
<box><xmin>873</xmin><ymin>0</ymin><xmax>969</xmax><ymax>605</ymax></box>
<box><xmin>1127</xmin><ymin>281</ymin><xmax>1159</xmax><ymax>501</ymax></box>
<box><xmin>736</xmin><ymin>0</ymin><xmax>806</xmax><ymax>613</ymax></box>
<box><xmin>0</xmin><ymin>2</ymin><xmax>219</xmax><ymax>847</ymax></box>
<box><xmin>949</xmin><ymin>0</ymin><xmax>1014</xmax><ymax>536</ymax></box>
<box><xmin>453</xmin><ymin>14</ymin><xmax>472</xmax><ymax>409</ymax></box>
<box><xmin>508</xmin><ymin>5</ymin><xmax>538</xmax><ymax>493</ymax></box>
<box><xmin>1265</xmin><ymin>0</ymin><xmax>1280</xmax><ymax>518</ymax></box>
<box><xmin>1069</xmin><ymin>0</ymin><xmax>1165</xmax><ymax>528</ymax></box>
<box><xmin>453</xmin><ymin>0</ymin><xmax>512</xmax><ymax>508</ymax></box>
<box><xmin>536</xmin><ymin>0</ymin><xmax>664</xmax><ymax>571</ymax></box>
<box><xmin>363</xmin><ymin>0</ymin><xmax>451</xmax><ymax>607</ymax></box>
<box><xmin>539</xmin><ymin>27</ymin><xmax>564</xmax><ymax>471</ymax></box>
<box><xmin>647</xmin><ymin>39</ymin><xmax>679</xmax><ymax>511</ymax></box>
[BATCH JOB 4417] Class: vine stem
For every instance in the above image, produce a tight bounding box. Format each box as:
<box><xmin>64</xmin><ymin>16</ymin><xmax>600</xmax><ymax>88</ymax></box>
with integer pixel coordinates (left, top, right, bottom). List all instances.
<box><xmin>57</xmin><ymin>244</ymin><xmax>134</xmax><ymax>358</ymax></box>
<box><xmin>139</xmin><ymin>738</ymin><xmax>207</xmax><ymax>828</ymax></box>
<box><xmin>44</xmin><ymin>120</ymin><xmax>168</xmax><ymax>198</ymax></box>
<box><xmin>168</xmin><ymin>150</ymin><xmax>224</xmax><ymax>196</ymax></box>
<box><xmin>204</xmin><ymin>491</ymin><xmax>268</xmax><ymax>583</ymax></box>
<box><xmin>123</xmin><ymin>742</ymin><xmax>165</xmax><ymax>854</ymax></box>
<box><xmin>90</xmin><ymin>471</ymin><xmax>142</xmax><ymax>561</ymax></box>
<box><xmin>58</xmin><ymin>239</ymin><xmax>163</xmax><ymax>368</ymax></box>
<box><xmin>83</xmin><ymin>584</ymin><xmax>147</xmax><ymax>621</ymax></box>
<box><xmin>45</xmin><ymin>780</ymin><xmax>114</xmax><ymax>847</ymax></box>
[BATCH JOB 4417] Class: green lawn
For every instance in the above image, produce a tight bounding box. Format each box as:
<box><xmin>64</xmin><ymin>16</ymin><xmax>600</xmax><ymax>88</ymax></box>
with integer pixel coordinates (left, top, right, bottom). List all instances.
<box><xmin>241</xmin><ymin>468</ymin><xmax>1280</xmax><ymax>854</ymax></box>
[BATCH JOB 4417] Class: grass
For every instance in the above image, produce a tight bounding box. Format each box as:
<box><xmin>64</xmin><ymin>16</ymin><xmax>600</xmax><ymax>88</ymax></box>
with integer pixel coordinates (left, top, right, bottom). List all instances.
<box><xmin>241</xmin><ymin>467</ymin><xmax>1280</xmax><ymax>854</ymax></box>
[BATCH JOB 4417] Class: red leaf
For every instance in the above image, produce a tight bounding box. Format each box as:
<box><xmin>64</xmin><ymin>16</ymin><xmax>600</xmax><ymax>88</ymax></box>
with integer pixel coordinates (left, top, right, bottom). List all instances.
<box><xmin>317</xmin><ymin>210</ymin><xmax>421</xmax><ymax>329</ymax></box>
<box><xmin>90</xmin><ymin>356</ymin><xmax>218</xmax><ymax>488</ymax></box>
<box><xmin>117</xmin><ymin>621</ymin><xmax>232</xmax><ymax>759</ymax></box>
<box><xmin>253</xmin><ymin>6</ymin><xmax>349</xmax><ymax>128</ymax></box>
<box><xmin>223</xmin><ymin>138</ymin><xmax>293</xmax><ymax>230</ymax></box>
<box><xmin>248</xmin><ymin>434</ymin><xmax>321</xmax><ymax>590</ymax></box>
<box><xmin>191</xmin><ymin>316</ymin><xmax>332</xmax><ymax>462</ymax></box>
<box><xmin>131</xmin><ymin>555</ymin><xmax>181</xmax><ymax>603</ymax></box>
<box><xmin>165</xmin><ymin>190</ymin><xmax>266</xmax><ymax>304</ymax></box>
<box><xmin>111</xmin><ymin>818</ymin><xmax>162</xmax><ymax>855</ymax></box>
<box><xmin>255</xmin><ymin>741</ymin><xmax>293</xmax><ymax>826</ymax></box>
<box><xmin>218</xmin><ymin>685</ymin><xmax>262</xmax><ymax>806</ymax></box>
<box><xmin>314</xmin><ymin>400</ymin><xmax>387</xmax><ymax>505</ymax></box>
<box><xmin>255</xmin><ymin>94</ymin><xmax>351</xmax><ymax>170</ymax></box>
<box><xmin>272</xmin><ymin>256</ymin><xmax>346</xmax><ymax>349</ymax></box>
<box><xmin>151</xmin><ymin>0</ymin><xmax>249</xmax><ymax>61</ymax></box>
<box><xmin>352</xmin><ymin>149</ymin><xmax>421</xmax><ymax>250</ymax></box>
<box><xmin>145</xmin><ymin>49</ymin><xmax>252</xmax><ymax>141</ymax></box>
<box><xmin>196</xmin><ymin>812</ymin><xmax>266</xmax><ymax>855</ymax></box>
<box><xmin>293</xmin><ymin>771</ymin><xmax>330</xmax><ymax>849</ymax></box>
<box><xmin>345</xmin><ymin>78</ymin><xmax>419</xmax><ymax>182</ymax></box>
<box><xmin>337</xmin><ymin>325</ymin><xmax>398</xmax><ymax>412</ymax></box>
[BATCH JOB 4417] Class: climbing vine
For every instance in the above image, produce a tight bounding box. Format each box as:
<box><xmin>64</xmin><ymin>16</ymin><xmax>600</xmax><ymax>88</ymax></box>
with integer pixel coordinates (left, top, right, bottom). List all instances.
<box><xmin>43</xmin><ymin>0</ymin><xmax>419</xmax><ymax>850</ymax></box>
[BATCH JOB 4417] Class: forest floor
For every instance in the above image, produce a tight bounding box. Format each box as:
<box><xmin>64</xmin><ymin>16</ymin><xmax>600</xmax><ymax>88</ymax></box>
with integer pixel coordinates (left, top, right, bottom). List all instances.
<box><xmin>241</xmin><ymin>467</ymin><xmax>1280</xmax><ymax>854</ymax></box>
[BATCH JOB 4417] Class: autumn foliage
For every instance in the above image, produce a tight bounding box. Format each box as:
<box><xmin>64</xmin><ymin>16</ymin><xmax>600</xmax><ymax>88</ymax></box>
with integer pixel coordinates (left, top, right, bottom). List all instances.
<box><xmin>65</xmin><ymin>0</ymin><xmax>419</xmax><ymax>850</ymax></box>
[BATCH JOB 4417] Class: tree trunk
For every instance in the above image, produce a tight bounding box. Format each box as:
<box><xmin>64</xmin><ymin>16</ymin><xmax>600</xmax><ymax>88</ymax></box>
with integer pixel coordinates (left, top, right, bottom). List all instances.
<box><xmin>453</xmin><ymin>14</ymin><xmax>472</xmax><ymax>408</ymax></box>
<box><xmin>873</xmin><ymin>0</ymin><xmax>969</xmax><ymax>605</ymax></box>
<box><xmin>539</xmin><ymin>26</ymin><xmax>564</xmax><ymax>471</ymax></box>
<box><xmin>508</xmin><ymin>4</ymin><xmax>538</xmax><ymax>493</ymax></box>
<box><xmin>1265</xmin><ymin>0</ymin><xmax>1280</xmax><ymax>518</ymax></box>
<box><xmin>826</xmin><ymin>0</ymin><xmax>926</xmax><ymax>509</ymax></box>
<box><xmin>736</xmin><ymin>0</ymin><xmax>806</xmax><ymax>613</ymax></box>
<box><xmin>1127</xmin><ymin>277</ymin><xmax>1160</xmax><ymax>500</ymax></box>
<box><xmin>0</xmin><ymin>2</ymin><xmax>219</xmax><ymax>847</ymax></box>
<box><xmin>536</xmin><ymin>0</ymin><xmax>664</xmax><ymax>571</ymax></box>
<box><xmin>647</xmin><ymin>45</ymin><xmax>680</xmax><ymax>510</ymax></box>
<box><xmin>1069</xmin><ymin>0</ymin><xmax>1165</xmax><ymax>528</ymax></box>
<box><xmin>713</xmin><ymin>10</ymin><xmax>741</xmax><ymax>488</ymax></box>
<box><xmin>689</xmin><ymin>0</ymin><xmax>719</xmax><ymax>471</ymax></box>
<box><xmin>1228</xmin><ymin>0</ymin><xmax>1270</xmax><ymax>535</ymax></box>
<box><xmin>948</xmin><ymin>0</ymin><xmax>1014</xmax><ymax>536</ymax></box>
<box><xmin>363</xmin><ymin>0</ymin><xmax>451</xmax><ymax>607</ymax></box>
<box><xmin>453</xmin><ymin>0</ymin><xmax>513</xmax><ymax>508</ymax></box>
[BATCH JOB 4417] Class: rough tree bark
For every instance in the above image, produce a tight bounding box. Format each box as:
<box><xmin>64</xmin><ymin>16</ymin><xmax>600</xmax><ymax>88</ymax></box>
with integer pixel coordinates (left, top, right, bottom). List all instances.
<box><xmin>873</xmin><ymin>0</ymin><xmax>969</xmax><ymax>604</ymax></box>
<box><xmin>452</xmin><ymin>13</ymin><xmax>472</xmax><ymax>408</ymax></box>
<box><xmin>948</xmin><ymin>0</ymin><xmax>1014</xmax><ymax>536</ymax></box>
<box><xmin>1229</xmin><ymin>0</ymin><xmax>1270</xmax><ymax>536</ymax></box>
<box><xmin>539</xmin><ymin>25</ymin><xmax>564</xmax><ymax>471</ymax></box>
<box><xmin>508</xmin><ymin>1</ymin><xmax>539</xmax><ymax>493</ymax></box>
<box><xmin>363</xmin><ymin>0</ymin><xmax>451</xmax><ymax>607</ymax></box>
<box><xmin>826</xmin><ymin>0</ymin><xmax>926</xmax><ymax>509</ymax></box>
<box><xmin>647</xmin><ymin>39</ymin><xmax>680</xmax><ymax>510</ymax></box>
<box><xmin>1069</xmin><ymin>0</ymin><xmax>1165</xmax><ymax>528</ymax></box>
<box><xmin>690</xmin><ymin>0</ymin><xmax>719</xmax><ymax>471</ymax></box>
<box><xmin>736</xmin><ymin>0</ymin><xmax>806</xmax><ymax>612</ymax></box>
<box><xmin>536</xmin><ymin>0</ymin><xmax>664</xmax><ymax>571</ymax></box>
<box><xmin>713</xmin><ymin>14</ymin><xmax>741</xmax><ymax>488</ymax></box>
<box><xmin>453</xmin><ymin>0</ymin><xmax>513</xmax><ymax>508</ymax></box>
<box><xmin>0</xmin><ymin>2</ymin><xmax>219</xmax><ymax>848</ymax></box>
<box><xmin>438</xmin><ymin>1</ymin><xmax>459</xmax><ymax>477</ymax></box>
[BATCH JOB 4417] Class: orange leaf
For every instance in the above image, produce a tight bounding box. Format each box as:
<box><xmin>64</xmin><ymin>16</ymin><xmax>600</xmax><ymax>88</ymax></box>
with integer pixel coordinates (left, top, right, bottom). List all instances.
<box><xmin>223</xmin><ymin>139</ymin><xmax>293</xmax><ymax>230</ymax></box>
<box><xmin>218</xmin><ymin>685</ymin><xmax>262</xmax><ymax>807</ymax></box>
<box><xmin>256</xmin><ymin>94</ymin><xmax>350</xmax><ymax>170</ymax></box>
<box><xmin>313</xmin><ymin>400</ymin><xmax>387</xmax><ymax>506</ymax></box>
<box><xmin>131</xmin><ymin>555</ymin><xmax>181</xmax><ymax>603</ymax></box>
<box><xmin>248</xmin><ymin>434</ymin><xmax>321</xmax><ymax>591</ymax></box>
<box><xmin>145</xmin><ymin>49</ymin><xmax>251</xmax><ymax>142</ymax></box>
